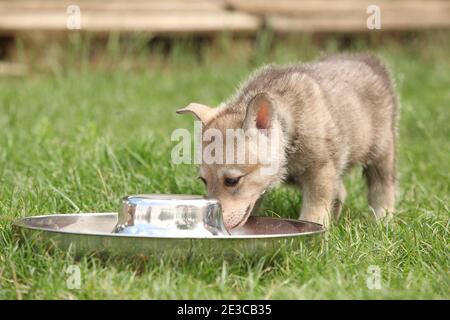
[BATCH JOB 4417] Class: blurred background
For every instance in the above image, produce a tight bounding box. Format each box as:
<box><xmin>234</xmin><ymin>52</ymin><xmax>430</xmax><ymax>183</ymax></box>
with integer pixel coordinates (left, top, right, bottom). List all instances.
<box><xmin>0</xmin><ymin>0</ymin><xmax>450</xmax><ymax>74</ymax></box>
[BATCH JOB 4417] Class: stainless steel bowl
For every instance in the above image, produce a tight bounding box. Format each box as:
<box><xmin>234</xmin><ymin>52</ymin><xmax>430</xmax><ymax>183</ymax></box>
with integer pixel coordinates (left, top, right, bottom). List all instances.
<box><xmin>13</xmin><ymin>213</ymin><xmax>325</xmax><ymax>258</ymax></box>
<box><xmin>114</xmin><ymin>194</ymin><xmax>229</xmax><ymax>236</ymax></box>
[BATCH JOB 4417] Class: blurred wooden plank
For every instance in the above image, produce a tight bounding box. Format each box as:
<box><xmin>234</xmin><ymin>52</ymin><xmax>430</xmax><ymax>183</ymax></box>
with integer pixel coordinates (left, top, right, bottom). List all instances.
<box><xmin>267</xmin><ymin>3</ymin><xmax>450</xmax><ymax>31</ymax></box>
<box><xmin>1</xmin><ymin>0</ymin><xmax>449</xmax><ymax>34</ymax></box>
<box><xmin>0</xmin><ymin>11</ymin><xmax>261</xmax><ymax>34</ymax></box>
<box><xmin>0</xmin><ymin>0</ymin><xmax>226</xmax><ymax>12</ymax></box>
<box><xmin>0</xmin><ymin>62</ymin><xmax>27</xmax><ymax>76</ymax></box>
<box><xmin>227</xmin><ymin>0</ymin><xmax>450</xmax><ymax>16</ymax></box>
<box><xmin>268</xmin><ymin>16</ymin><xmax>450</xmax><ymax>32</ymax></box>
<box><xmin>227</xmin><ymin>0</ymin><xmax>450</xmax><ymax>31</ymax></box>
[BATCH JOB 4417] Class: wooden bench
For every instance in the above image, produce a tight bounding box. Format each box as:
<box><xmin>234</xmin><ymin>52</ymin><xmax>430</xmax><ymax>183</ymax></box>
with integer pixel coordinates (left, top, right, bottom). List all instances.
<box><xmin>0</xmin><ymin>0</ymin><xmax>449</xmax><ymax>34</ymax></box>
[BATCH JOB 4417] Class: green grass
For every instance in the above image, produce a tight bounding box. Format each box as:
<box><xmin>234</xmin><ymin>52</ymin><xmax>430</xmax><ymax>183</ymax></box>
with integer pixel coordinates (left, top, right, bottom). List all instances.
<box><xmin>0</xmin><ymin>33</ymin><xmax>449</xmax><ymax>299</ymax></box>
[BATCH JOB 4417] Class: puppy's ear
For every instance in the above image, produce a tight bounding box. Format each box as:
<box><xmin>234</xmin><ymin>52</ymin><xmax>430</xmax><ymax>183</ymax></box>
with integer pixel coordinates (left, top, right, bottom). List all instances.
<box><xmin>243</xmin><ymin>93</ymin><xmax>274</xmax><ymax>131</ymax></box>
<box><xmin>176</xmin><ymin>103</ymin><xmax>216</xmax><ymax>125</ymax></box>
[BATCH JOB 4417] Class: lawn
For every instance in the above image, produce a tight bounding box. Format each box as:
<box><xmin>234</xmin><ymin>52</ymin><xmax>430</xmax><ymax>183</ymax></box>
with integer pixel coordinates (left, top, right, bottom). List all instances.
<box><xmin>0</xmin><ymin>33</ymin><xmax>448</xmax><ymax>299</ymax></box>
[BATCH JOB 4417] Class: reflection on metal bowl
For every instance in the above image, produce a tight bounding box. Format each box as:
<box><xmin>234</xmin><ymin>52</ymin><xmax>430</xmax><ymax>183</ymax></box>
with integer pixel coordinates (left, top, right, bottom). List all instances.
<box><xmin>114</xmin><ymin>194</ymin><xmax>228</xmax><ymax>236</ymax></box>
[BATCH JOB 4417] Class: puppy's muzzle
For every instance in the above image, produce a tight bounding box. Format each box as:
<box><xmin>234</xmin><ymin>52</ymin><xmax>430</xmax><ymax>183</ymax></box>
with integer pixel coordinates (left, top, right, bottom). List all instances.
<box><xmin>230</xmin><ymin>190</ymin><xmax>266</xmax><ymax>229</ymax></box>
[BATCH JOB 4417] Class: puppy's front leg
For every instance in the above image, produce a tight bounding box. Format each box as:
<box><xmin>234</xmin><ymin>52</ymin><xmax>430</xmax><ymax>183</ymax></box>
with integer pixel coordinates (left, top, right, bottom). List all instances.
<box><xmin>299</xmin><ymin>162</ymin><xmax>337</xmax><ymax>227</ymax></box>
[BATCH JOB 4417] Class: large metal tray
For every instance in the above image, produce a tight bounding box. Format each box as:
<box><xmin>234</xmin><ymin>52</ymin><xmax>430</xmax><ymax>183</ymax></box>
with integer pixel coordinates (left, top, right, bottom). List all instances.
<box><xmin>14</xmin><ymin>213</ymin><xmax>325</xmax><ymax>257</ymax></box>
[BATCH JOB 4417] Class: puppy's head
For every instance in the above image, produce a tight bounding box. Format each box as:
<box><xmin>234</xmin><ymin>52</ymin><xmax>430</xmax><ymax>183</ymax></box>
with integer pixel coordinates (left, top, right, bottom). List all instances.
<box><xmin>177</xmin><ymin>93</ymin><xmax>285</xmax><ymax>230</ymax></box>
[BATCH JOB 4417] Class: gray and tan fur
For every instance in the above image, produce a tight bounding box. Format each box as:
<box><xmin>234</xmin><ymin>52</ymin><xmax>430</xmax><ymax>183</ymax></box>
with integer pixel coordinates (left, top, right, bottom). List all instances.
<box><xmin>177</xmin><ymin>53</ymin><xmax>398</xmax><ymax>229</ymax></box>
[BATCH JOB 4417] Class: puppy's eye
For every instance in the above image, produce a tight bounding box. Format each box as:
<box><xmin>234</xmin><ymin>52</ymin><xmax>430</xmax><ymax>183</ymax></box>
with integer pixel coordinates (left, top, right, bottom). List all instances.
<box><xmin>224</xmin><ymin>177</ymin><xmax>240</xmax><ymax>187</ymax></box>
<box><xmin>199</xmin><ymin>177</ymin><xmax>207</xmax><ymax>186</ymax></box>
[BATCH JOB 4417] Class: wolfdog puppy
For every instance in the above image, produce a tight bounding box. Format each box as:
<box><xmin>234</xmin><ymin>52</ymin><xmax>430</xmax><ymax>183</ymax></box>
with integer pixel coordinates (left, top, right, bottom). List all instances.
<box><xmin>177</xmin><ymin>53</ymin><xmax>398</xmax><ymax>229</ymax></box>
